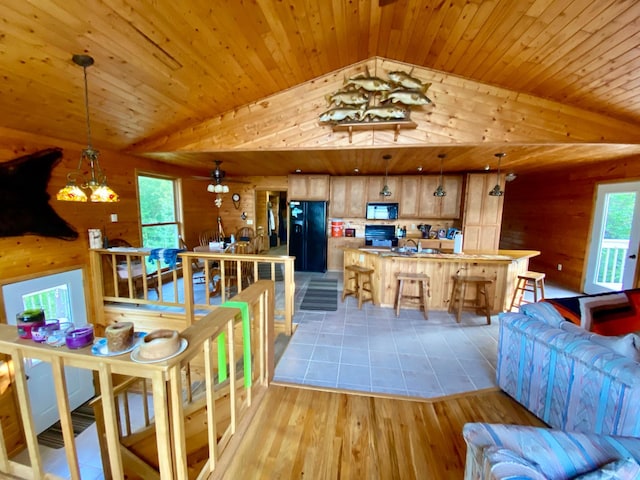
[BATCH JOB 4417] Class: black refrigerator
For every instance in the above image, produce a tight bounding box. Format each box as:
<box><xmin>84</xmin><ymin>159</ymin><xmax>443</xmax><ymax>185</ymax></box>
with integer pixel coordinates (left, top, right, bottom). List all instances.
<box><xmin>289</xmin><ymin>201</ymin><xmax>327</xmax><ymax>272</ymax></box>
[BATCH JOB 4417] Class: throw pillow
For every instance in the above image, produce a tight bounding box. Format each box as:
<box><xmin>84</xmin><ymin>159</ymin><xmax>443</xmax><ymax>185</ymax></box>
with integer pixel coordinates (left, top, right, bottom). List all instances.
<box><xmin>573</xmin><ymin>457</ymin><xmax>640</xmax><ymax>479</ymax></box>
<box><xmin>578</xmin><ymin>293</ymin><xmax>636</xmax><ymax>334</ymax></box>
<box><xmin>589</xmin><ymin>333</ymin><xmax>640</xmax><ymax>363</ymax></box>
<box><xmin>520</xmin><ymin>302</ymin><xmax>566</xmax><ymax>328</ymax></box>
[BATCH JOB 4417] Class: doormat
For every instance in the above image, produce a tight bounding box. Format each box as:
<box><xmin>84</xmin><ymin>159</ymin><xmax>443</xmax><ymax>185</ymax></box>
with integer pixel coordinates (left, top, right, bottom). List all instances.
<box><xmin>258</xmin><ymin>262</ymin><xmax>284</xmax><ymax>281</ymax></box>
<box><xmin>37</xmin><ymin>401</ymin><xmax>96</xmax><ymax>449</ymax></box>
<box><xmin>300</xmin><ymin>279</ymin><xmax>338</xmax><ymax>311</ymax></box>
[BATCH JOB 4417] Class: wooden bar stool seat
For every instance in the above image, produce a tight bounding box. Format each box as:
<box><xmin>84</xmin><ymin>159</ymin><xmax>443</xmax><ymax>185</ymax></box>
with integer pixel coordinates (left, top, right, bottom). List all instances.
<box><xmin>342</xmin><ymin>265</ymin><xmax>374</xmax><ymax>309</ymax></box>
<box><xmin>510</xmin><ymin>271</ymin><xmax>546</xmax><ymax>311</ymax></box>
<box><xmin>395</xmin><ymin>273</ymin><xmax>430</xmax><ymax>319</ymax></box>
<box><xmin>448</xmin><ymin>275</ymin><xmax>492</xmax><ymax>324</ymax></box>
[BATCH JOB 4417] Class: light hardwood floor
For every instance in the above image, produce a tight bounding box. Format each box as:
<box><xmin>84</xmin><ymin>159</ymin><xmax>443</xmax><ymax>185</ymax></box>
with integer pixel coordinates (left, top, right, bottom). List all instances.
<box><xmin>216</xmin><ymin>385</ymin><xmax>545</xmax><ymax>479</ymax></box>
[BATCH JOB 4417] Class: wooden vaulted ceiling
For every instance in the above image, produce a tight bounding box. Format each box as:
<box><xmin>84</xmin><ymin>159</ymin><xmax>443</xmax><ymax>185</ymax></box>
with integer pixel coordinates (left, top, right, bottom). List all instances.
<box><xmin>1</xmin><ymin>0</ymin><xmax>640</xmax><ymax>177</ymax></box>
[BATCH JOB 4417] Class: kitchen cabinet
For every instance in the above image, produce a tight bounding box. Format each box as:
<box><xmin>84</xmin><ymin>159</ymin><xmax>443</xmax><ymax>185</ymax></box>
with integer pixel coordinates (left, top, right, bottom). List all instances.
<box><xmin>329</xmin><ymin>176</ymin><xmax>367</xmax><ymax>217</ymax></box>
<box><xmin>417</xmin><ymin>175</ymin><xmax>462</xmax><ymax>219</ymax></box>
<box><xmin>399</xmin><ymin>176</ymin><xmax>420</xmax><ymax>218</ymax></box>
<box><xmin>288</xmin><ymin>175</ymin><xmax>330</xmax><ymax>201</ymax></box>
<box><xmin>367</xmin><ymin>176</ymin><xmax>399</xmax><ymax>202</ymax></box>
<box><xmin>462</xmin><ymin>173</ymin><xmax>505</xmax><ymax>250</ymax></box>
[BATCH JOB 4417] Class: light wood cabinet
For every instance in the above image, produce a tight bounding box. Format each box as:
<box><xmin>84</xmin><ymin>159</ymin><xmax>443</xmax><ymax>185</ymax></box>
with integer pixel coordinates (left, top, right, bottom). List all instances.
<box><xmin>288</xmin><ymin>175</ymin><xmax>330</xmax><ymax>200</ymax></box>
<box><xmin>367</xmin><ymin>176</ymin><xmax>399</xmax><ymax>202</ymax></box>
<box><xmin>399</xmin><ymin>176</ymin><xmax>420</xmax><ymax>218</ymax></box>
<box><xmin>329</xmin><ymin>176</ymin><xmax>367</xmax><ymax>217</ymax></box>
<box><xmin>327</xmin><ymin>237</ymin><xmax>365</xmax><ymax>270</ymax></box>
<box><xmin>417</xmin><ymin>175</ymin><xmax>463</xmax><ymax>219</ymax></box>
<box><xmin>462</xmin><ymin>173</ymin><xmax>505</xmax><ymax>251</ymax></box>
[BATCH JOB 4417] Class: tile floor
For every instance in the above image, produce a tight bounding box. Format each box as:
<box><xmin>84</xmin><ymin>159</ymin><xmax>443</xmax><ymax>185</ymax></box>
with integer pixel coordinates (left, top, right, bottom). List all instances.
<box><xmin>273</xmin><ymin>272</ymin><xmax>579</xmax><ymax>398</ymax></box>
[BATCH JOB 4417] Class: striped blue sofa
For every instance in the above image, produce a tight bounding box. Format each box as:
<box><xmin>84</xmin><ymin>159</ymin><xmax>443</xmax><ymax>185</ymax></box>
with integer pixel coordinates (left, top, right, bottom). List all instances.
<box><xmin>496</xmin><ymin>303</ymin><xmax>640</xmax><ymax>437</ymax></box>
<box><xmin>463</xmin><ymin>423</ymin><xmax>640</xmax><ymax>479</ymax></box>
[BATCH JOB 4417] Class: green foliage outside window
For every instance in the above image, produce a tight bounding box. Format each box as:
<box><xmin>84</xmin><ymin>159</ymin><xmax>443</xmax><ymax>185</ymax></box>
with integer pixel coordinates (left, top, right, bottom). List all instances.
<box><xmin>138</xmin><ymin>175</ymin><xmax>180</xmax><ymax>249</ymax></box>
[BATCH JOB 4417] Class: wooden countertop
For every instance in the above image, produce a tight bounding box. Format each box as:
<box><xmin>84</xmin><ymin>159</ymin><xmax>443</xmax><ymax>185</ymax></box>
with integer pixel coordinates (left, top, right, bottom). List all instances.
<box><xmin>348</xmin><ymin>248</ymin><xmax>540</xmax><ymax>263</ymax></box>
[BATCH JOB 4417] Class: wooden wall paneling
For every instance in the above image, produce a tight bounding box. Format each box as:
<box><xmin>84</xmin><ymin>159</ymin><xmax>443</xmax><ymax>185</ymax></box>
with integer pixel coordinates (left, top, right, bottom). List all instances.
<box><xmin>135</xmin><ymin>56</ymin><xmax>640</xmax><ymax>159</ymax></box>
<box><xmin>500</xmin><ymin>158</ymin><xmax>640</xmax><ymax>291</ymax></box>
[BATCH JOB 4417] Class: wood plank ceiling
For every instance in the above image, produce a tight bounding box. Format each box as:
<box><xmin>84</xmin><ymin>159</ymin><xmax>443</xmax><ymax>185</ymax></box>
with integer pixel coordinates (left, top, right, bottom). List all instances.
<box><xmin>1</xmin><ymin>0</ymin><xmax>639</xmax><ymax>176</ymax></box>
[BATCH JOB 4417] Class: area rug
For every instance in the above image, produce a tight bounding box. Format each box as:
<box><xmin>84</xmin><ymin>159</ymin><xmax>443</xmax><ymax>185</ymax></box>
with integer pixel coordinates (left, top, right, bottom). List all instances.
<box><xmin>37</xmin><ymin>401</ymin><xmax>96</xmax><ymax>449</ymax></box>
<box><xmin>300</xmin><ymin>279</ymin><xmax>338</xmax><ymax>311</ymax></box>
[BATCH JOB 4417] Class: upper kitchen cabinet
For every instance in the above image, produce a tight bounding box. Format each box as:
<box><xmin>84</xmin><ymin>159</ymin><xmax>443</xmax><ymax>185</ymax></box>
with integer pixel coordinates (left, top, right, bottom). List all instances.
<box><xmin>462</xmin><ymin>173</ymin><xmax>505</xmax><ymax>251</ymax></box>
<box><xmin>329</xmin><ymin>176</ymin><xmax>367</xmax><ymax>217</ymax></box>
<box><xmin>417</xmin><ymin>175</ymin><xmax>462</xmax><ymax>219</ymax></box>
<box><xmin>367</xmin><ymin>176</ymin><xmax>399</xmax><ymax>202</ymax></box>
<box><xmin>288</xmin><ymin>175</ymin><xmax>330</xmax><ymax>201</ymax></box>
<box><xmin>399</xmin><ymin>176</ymin><xmax>420</xmax><ymax>218</ymax></box>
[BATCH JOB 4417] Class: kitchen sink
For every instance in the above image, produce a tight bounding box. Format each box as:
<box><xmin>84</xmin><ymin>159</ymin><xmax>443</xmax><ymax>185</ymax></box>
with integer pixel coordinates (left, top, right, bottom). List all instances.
<box><xmin>391</xmin><ymin>247</ymin><xmax>440</xmax><ymax>255</ymax></box>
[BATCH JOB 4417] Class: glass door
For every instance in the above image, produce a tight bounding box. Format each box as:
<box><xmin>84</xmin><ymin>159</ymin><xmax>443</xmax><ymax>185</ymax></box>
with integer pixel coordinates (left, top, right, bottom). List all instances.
<box><xmin>584</xmin><ymin>181</ymin><xmax>640</xmax><ymax>294</ymax></box>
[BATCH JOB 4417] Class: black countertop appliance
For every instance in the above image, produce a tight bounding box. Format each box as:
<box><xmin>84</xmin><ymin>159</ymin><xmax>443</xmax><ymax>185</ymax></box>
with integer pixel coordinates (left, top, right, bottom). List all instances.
<box><xmin>289</xmin><ymin>200</ymin><xmax>327</xmax><ymax>272</ymax></box>
<box><xmin>365</xmin><ymin>225</ymin><xmax>398</xmax><ymax>247</ymax></box>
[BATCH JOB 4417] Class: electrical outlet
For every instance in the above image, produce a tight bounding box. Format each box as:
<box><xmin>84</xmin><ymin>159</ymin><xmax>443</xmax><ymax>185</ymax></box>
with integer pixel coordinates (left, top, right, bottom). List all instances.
<box><xmin>557</xmin><ymin>263</ymin><xmax>562</xmax><ymax>271</ymax></box>
<box><xmin>110</xmin><ymin>213</ymin><xmax>118</xmax><ymax>223</ymax></box>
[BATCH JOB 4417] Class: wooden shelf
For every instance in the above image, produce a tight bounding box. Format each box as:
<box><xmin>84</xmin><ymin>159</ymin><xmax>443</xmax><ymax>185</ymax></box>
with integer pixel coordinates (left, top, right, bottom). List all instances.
<box><xmin>332</xmin><ymin>120</ymin><xmax>417</xmax><ymax>143</ymax></box>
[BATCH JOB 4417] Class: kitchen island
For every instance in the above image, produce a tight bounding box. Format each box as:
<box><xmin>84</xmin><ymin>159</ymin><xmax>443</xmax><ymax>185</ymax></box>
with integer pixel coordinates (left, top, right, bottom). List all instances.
<box><xmin>343</xmin><ymin>248</ymin><xmax>540</xmax><ymax>313</ymax></box>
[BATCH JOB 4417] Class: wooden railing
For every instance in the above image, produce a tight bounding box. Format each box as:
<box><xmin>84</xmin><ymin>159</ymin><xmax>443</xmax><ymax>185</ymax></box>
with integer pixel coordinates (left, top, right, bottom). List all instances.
<box><xmin>90</xmin><ymin>248</ymin><xmax>295</xmax><ymax>335</ymax></box>
<box><xmin>0</xmin><ymin>281</ymin><xmax>275</xmax><ymax>479</ymax></box>
<box><xmin>596</xmin><ymin>238</ymin><xmax>629</xmax><ymax>288</ymax></box>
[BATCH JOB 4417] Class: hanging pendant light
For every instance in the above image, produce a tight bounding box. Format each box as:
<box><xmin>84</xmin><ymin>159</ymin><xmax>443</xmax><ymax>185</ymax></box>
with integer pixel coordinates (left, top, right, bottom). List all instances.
<box><xmin>433</xmin><ymin>153</ymin><xmax>447</xmax><ymax>197</ymax></box>
<box><xmin>206</xmin><ymin>160</ymin><xmax>230</xmax><ymax>207</ymax></box>
<box><xmin>57</xmin><ymin>55</ymin><xmax>119</xmax><ymax>202</ymax></box>
<box><xmin>489</xmin><ymin>153</ymin><xmax>505</xmax><ymax>197</ymax></box>
<box><xmin>380</xmin><ymin>154</ymin><xmax>392</xmax><ymax>197</ymax></box>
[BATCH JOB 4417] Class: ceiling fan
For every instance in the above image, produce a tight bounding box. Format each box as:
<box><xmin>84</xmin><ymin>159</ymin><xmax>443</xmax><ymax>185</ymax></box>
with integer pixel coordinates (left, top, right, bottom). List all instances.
<box><xmin>193</xmin><ymin>160</ymin><xmax>249</xmax><ymax>184</ymax></box>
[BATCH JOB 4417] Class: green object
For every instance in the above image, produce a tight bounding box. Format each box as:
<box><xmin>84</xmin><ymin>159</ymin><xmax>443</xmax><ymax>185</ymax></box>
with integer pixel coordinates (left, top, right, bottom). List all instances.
<box><xmin>217</xmin><ymin>301</ymin><xmax>252</xmax><ymax>388</ymax></box>
<box><xmin>16</xmin><ymin>309</ymin><xmax>45</xmax><ymax>322</ymax></box>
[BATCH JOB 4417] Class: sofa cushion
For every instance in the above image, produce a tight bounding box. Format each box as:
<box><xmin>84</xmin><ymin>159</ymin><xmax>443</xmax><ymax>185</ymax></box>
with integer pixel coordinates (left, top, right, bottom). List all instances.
<box><xmin>573</xmin><ymin>457</ymin><xmax>640</xmax><ymax>479</ymax></box>
<box><xmin>578</xmin><ymin>293</ymin><xmax>638</xmax><ymax>335</ymax></box>
<box><xmin>590</xmin><ymin>333</ymin><xmax>640</xmax><ymax>363</ymax></box>
<box><xmin>483</xmin><ymin>446</ymin><xmax>548</xmax><ymax>480</ymax></box>
<box><xmin>520</xmin><ymin>302</ymin><xmax>567</xmax><ymax>327</ymax></box>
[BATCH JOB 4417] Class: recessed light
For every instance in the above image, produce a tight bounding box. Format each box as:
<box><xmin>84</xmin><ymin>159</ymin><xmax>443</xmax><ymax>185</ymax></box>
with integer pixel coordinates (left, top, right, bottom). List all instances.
<box><xmin>353</xmin><ymin>168</ymin><xmax>360</xmax><ymax>173</ymax></box>
<box><xmin>417</xmin><ymin>166</ymin><xmax>423</xmax><ymax>172</ymax></box>
<box><xmin>484</xmin><ymin>165</ymin><xmax>490</xmax><ymax>171</ymax></box>
<box><xmin>295</xmin><ymin>169</ymin><xmax>302</xmax><ymax>173</ymax></box>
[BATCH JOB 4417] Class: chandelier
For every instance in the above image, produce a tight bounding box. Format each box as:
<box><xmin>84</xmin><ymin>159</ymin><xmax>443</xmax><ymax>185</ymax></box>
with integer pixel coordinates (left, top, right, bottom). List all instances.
<box><xmin>489</xmin><ymin>153</ymin><xmax>505</xmax><ymax>197</ymax></box>
<box><xmin>57</xmin><ymin>55</ymin><xmax>119</xmax><ymax>203</ymax></box>
<box><xmin>433</xmin><ymin>153</ymin><xmax>447</xmax><ymax>197</ymax></box>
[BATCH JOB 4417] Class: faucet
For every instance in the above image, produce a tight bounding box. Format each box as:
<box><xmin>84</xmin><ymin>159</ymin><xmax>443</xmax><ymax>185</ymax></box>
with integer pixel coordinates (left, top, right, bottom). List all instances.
<box><xmin>405</xmin><ymin>239</ymin><xmax>418</xmax><ymax>248</ymax></box>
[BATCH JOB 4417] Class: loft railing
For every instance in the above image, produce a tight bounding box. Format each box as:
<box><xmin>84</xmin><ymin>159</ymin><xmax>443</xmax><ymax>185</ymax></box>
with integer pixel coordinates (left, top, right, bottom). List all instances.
<box><xmin>0</xmin><ymin>281</ymin><xmax>275</xmax><ymax>480</ymax></box>
<box><xmin>90</xmin><ymin>248</ymin><xmax>295</xmax><ymax>335</ymax></box>
<box><xmin>596</xmin><ymin>238</ymin><xmax>629</xmax><ymax>288</ymax></box>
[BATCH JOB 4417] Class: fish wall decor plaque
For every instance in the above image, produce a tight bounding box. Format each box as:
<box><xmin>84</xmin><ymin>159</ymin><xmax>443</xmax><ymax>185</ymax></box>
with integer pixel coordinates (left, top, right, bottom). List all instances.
<box><xmin>319</xmin><ymin>69</ymin><xmax>432</xmax><ymax>139</ymax></box>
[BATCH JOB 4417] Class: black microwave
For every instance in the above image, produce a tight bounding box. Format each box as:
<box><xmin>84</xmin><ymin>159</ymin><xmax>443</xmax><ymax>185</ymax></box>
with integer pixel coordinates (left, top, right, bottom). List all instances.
<box><xmin>366</xmin><ymin>202</ymin><xmax>399</xmax><ymax>220</ymax></box>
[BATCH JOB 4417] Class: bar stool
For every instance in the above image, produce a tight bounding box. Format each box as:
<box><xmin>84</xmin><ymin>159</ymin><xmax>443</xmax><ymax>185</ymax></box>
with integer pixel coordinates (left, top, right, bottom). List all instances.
<box><xmin>448</xmin><ymin>275</ymin><xmax>493</xmax><ymax>324</ymax></box>
<box><xmin>342</xmin><ymin>265</ymin><xmax>374</xmax><ymax>309</ymax></box>
<box><xmin>395</xmin><ymin>273</ymin><xmax>430</xmax><ymax>319</ymax></box>
<box><xmin>510</xmin><ymin>271</ymin><xmax>546</xmax><ymax>311</ymax></box>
